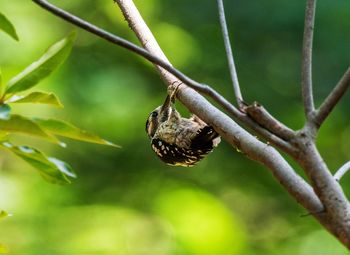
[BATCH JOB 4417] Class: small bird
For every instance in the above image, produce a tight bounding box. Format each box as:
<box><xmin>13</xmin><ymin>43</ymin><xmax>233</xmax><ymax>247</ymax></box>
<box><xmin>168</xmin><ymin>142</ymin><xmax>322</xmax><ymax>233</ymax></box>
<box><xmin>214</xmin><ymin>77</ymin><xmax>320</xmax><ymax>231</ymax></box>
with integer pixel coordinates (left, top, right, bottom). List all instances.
<box><xmin>145</xmin><ymin>85</ymin><xmax>221</xmax><ymax>167</ymax></box>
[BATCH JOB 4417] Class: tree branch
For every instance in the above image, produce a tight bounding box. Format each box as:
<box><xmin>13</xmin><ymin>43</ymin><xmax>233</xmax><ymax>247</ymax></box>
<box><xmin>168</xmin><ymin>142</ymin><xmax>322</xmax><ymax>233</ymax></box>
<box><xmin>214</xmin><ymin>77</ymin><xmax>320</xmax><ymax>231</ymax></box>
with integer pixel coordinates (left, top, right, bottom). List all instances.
<box><xmin>314</xmin><ymin>67</ymin><xmax>350</xmax><ymax>128</ymax></box>
<box><xmin>114</xmin><ymin>0</ymin><xmax>297</xmax><ymax>154</ymax></box>
<box><xmin>114</xmin><ymin>0</ymin><xmax>348</xmax><ymax>242</ymax></box>
<box><xmin>301</xmin><ymin>0</ymin><xmax>316</xmax><ymax>119</ymax></box>
<box><xmin>31</xmin><ymin>0</ymin><xmax>318</xmax><ymax>210</ymax></box>
<box><xmin>115</xmin><ymin>0</ymin><xmax>318</xmax><ymax>209</ymax></box>
<box><xmin>245</xmin><ymin>102</ymin><xmax>296</xmax><ymax>141</ymax></box>
<box><xmin>31</xmin><ymin>0</ymin><xmax>297</xmax><ymax>155</ymax></box>
<box><xmin>217</xmin><ymin>0</ymin><xmax>243</xmax><ymax>109</ymax></box>
<box><xmin>334</xmin><ymin>161</ymin><xmax>350</xmax><ymax>182</ymax></box>
<box><xmin>296</xmin><ymin>140</ymin><xmax>350</xmax><ymax>246</ymax></box>
<box><xmin>31</xmin><ymin>0</ymin><xmax>241</xmax><ymax>119</ymax></box>
<box><xmin>33</xmin><ymin>0</ymin><xmax>350</xmax><ymax>248</ymax></box>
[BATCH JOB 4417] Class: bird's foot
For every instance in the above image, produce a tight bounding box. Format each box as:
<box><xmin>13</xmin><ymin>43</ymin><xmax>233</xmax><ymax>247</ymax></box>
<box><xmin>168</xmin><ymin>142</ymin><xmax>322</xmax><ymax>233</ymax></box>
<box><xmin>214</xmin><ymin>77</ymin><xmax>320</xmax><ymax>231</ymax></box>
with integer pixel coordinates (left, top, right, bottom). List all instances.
<box><xmin>167</xmin><ymin>81</ymin><xmax>183</xmax><ymax>103</ymax></box>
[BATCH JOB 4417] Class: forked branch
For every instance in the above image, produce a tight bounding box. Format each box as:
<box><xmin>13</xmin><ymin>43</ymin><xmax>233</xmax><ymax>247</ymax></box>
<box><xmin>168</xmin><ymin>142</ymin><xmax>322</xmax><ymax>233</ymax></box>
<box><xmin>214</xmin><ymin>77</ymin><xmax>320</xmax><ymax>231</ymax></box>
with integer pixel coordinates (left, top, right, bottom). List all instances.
<box><xmin>302</xmin><ymin>0</ymin><xmax>350</xmax><ymax>131</ymax></box>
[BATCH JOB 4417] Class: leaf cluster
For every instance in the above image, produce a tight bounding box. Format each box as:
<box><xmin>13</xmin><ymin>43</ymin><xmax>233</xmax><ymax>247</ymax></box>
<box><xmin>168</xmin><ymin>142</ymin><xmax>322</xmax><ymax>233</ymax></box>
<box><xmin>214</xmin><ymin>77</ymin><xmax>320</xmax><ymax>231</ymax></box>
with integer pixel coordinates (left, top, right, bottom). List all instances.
<box><xmin>0</xmin><ymin>13</ymin><xmax>118</xmax><ymax>185</ymax></box>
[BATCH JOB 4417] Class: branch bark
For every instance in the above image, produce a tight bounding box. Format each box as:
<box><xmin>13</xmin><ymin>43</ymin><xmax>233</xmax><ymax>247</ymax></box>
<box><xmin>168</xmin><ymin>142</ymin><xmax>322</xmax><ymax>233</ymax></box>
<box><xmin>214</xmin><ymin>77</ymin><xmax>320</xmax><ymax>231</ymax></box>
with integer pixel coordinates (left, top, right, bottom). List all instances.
<box><xmin>217</xmin><ymin>0</ymin><xmax>243</xmax><ymax>108</ymax></box>
<box><xmin>301</xmin><ymin>0</ymin><xmax>316</xmax><ymax>119</ymax></box>
<box><xmin>245</xmin><ymin>102</ymin><xmax>296</xmax><ymax>141</ymax></box>
<box><xmin>296</xmin><ymin>140</ymin><xmax>350</xmax><ymax>245</ymax></box>
<box><xmin>335</xmin><ymin>161</ymin><xmax>350</xmax><ymax>182</ymax></box>
<box><xmin>314</xmin><ymin>67</ymin><xmax>350</xmax><ymax>128</ymax></box>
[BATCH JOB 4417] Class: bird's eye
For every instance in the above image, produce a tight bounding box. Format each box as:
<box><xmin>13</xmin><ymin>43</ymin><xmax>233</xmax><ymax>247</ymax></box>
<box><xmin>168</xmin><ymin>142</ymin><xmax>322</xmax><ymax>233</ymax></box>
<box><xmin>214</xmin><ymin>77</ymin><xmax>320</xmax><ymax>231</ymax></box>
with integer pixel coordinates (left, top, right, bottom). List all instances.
<box><xmin>151</xmin><ymin>111</ymin><xmax>158</xmax><ymax>117</ymax></box>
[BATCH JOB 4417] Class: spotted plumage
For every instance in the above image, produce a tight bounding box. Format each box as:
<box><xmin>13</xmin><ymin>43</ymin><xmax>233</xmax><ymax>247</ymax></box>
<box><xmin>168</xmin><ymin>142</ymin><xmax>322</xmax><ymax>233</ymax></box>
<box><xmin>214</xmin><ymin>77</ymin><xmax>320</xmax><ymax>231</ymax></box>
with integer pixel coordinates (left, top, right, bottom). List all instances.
<box><xmin>145</xmin><ymin>85</ymin><xmax>220</xmax><ymax>167</ymax></box>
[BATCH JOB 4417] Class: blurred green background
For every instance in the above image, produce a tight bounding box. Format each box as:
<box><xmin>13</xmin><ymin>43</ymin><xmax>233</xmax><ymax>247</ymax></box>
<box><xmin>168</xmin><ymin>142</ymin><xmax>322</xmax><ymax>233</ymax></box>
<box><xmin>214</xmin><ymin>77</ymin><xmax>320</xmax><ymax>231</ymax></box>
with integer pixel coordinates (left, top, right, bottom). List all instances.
<box><xmin>1</xmin><ymin>0</ymin><xmax>350</xmax><ymax>254</ymax></box>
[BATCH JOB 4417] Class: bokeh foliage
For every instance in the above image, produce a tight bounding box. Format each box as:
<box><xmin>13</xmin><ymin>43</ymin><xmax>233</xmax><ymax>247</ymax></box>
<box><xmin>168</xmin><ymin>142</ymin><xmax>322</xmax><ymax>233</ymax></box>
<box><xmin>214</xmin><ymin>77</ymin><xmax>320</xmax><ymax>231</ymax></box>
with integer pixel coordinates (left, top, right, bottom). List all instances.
<box><xmin>0</xmin><ymin>23</ymin><xmax>116</xmax><ymax>185</ymax></box>
<box><xmin>0</xmin><ymin>0</ymin><xmax>350</xmax><ymax>254</ymax></box>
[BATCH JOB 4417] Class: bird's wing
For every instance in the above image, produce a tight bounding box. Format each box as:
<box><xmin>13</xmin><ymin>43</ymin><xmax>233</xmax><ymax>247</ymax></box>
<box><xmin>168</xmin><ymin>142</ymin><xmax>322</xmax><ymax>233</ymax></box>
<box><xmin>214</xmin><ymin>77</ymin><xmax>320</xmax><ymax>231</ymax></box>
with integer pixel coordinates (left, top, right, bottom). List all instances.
<box><xmin>151</xmin><ymin>138</ymin><xmax>203</xmax><ymax>166</ymax></box>
<box><xmin>190</xmin><ymin>126</ymin><xmax>220</xmax><ymax>150</ymax></box>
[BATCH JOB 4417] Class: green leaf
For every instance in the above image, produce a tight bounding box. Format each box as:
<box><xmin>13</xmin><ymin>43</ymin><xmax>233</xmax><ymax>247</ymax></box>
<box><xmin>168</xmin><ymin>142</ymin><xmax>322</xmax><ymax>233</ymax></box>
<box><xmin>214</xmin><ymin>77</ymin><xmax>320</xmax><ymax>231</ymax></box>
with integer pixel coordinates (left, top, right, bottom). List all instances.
<box><xmin>48</xmin><ymin>157</ymin><xmax>76</xmax><ymax>178</ymax></box>
<box><xmin>0</xmin><ymin>115</ymin><xmax>61</xmax><ymax>144</ymax></box>
<box><xmin>6</xmin><ymin>32</ymin><xmax>76</xmax><ymax>94</ymax></box>
<box><xmin>34</xmin><ymin>118</ymin><xmax>120</xmax><ymax>147</ymax></box>
<box><xmin>1</xmin><ymin>142</ymin><xmax>75</xmax><ymax>184</ymax></box>
<box><xmin>0</xmin><ymin>12</ymin><xmax>19</xmax><ymax>41</ymax></box>
<box><xmin>0</xmin><ymin>105</ymin><xmax>10</xmax><ymax>120</ymax></box>
<box><xmin>6</xmin><ymin>92</ymin><xmax>63</xmax><ymax>107</ymax></box>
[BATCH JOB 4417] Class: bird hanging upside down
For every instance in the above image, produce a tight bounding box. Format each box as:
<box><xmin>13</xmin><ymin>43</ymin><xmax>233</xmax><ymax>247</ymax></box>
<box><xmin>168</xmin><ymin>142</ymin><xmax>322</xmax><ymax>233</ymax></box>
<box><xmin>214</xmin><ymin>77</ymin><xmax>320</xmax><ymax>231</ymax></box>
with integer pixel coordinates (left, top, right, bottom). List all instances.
<box><xmin>145</xmin><ymin>84</ymin><xmax>221</xmax><ymax>167</ymax></box>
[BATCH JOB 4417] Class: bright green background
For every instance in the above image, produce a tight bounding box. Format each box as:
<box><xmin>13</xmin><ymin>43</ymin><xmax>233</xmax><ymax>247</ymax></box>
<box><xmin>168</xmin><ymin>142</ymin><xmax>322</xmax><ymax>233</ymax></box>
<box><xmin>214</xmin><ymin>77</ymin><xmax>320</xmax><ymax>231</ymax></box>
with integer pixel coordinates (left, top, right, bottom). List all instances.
<box><xmin>1</xmin><ymin>0</ymin><xmax>350</xmax><ymax>254</ymax></box>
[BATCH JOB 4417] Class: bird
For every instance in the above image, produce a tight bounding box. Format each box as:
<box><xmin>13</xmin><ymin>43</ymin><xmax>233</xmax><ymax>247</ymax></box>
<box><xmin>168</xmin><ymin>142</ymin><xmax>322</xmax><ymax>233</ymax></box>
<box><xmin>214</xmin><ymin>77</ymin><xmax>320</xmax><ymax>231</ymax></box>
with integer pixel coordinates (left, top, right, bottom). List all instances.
<box><xmin>145</xmin><ymin>84</ymin><xmax>221</xmax><ymax>167</ymax></box>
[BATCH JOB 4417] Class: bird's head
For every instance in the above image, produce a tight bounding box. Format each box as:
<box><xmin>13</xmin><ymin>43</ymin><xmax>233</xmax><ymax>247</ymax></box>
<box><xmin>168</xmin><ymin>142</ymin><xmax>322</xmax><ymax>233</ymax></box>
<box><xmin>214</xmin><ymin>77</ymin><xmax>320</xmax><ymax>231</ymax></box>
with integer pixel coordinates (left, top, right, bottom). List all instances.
<box><xmin>146</xmin><ymin>94</ymin><xmax>173</xmax><ymax>138</ymax></box>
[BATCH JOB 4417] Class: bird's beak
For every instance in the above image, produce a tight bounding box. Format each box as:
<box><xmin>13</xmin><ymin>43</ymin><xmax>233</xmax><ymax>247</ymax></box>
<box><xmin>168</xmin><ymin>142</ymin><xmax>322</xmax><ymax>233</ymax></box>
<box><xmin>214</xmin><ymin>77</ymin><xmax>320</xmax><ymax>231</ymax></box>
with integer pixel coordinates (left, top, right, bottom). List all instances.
<box><xmin>160</xmin><ymin>95</ymin><xmax>171</xmax><ymax>112</ymax></box>
<box><xmin>160</xmin><ymin>86</ymin><xmax>177</xmax><ymax>112</ymax></box>
<box><xmin>160</xmin><ymin>85</ymin><xmax>178</xmax><ymax>122</ymax></box>
<box><xmin>159</xmin><ymin>95</ymin><xmax>172</xmax><ymax>122</ymax></box>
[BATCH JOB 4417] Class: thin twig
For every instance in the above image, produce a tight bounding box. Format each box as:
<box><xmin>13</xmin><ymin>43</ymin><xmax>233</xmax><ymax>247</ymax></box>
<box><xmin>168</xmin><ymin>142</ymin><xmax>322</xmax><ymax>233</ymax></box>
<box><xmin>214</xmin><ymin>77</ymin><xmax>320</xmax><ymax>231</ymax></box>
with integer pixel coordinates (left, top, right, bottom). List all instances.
<box><xmin>301</xmin><ymin>0</ymin><xmax>316</xmax><ymax>119</ymax></box>
<box><xmin>32</xmin><ymin>0</ymin><xmax>241</xmax><ymax>118</ymax></box>
<box><xmin>32</xmin><ymin>0</ymin><xmax>298</xmax><ymax>155</ymax></box>
<box><xmin>334</xmin><ymin>161</ymin><xmax>350</xmax><ymax>182</ymax></box>
<box><xmin>314</xmin><ymin>67</ymin><xmax>350</xmax><ymax>127</ymax></box>
<box><xmin>217</xmin><ymin>0</ymin><xmax>243</xmax><ymax>109</ymax></box>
